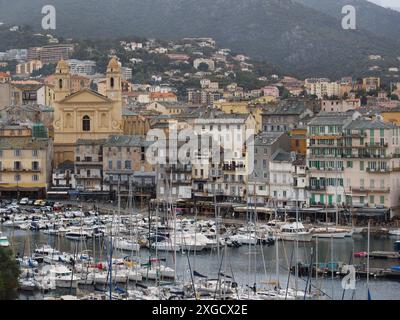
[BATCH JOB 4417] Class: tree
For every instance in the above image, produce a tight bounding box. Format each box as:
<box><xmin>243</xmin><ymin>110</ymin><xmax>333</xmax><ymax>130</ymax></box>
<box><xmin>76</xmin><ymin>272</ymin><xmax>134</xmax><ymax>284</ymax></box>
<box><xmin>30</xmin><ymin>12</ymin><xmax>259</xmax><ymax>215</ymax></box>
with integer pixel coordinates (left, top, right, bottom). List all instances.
<box><xmin>31</xmin><ymin>63</ymin><xmax>56</xmax><ymax>77</ymax></box>
<box><xmin>197</xmin><ymin>62</ymin><xmax>209</xmax><ymax>72</ymax></box>
<box><xmin>0</xmin><ymin>248</ymin><xmax>20</xmax><ymax>300</ymax></box>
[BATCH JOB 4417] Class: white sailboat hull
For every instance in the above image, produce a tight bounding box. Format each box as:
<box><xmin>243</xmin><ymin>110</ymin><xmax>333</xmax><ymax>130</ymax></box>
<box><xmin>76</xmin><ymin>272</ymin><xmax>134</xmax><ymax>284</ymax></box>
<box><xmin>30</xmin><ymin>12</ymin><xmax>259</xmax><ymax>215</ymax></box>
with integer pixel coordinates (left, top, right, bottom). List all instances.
<box><xmin>278</xmin><ymin>233</ymin><xmax>313</xmax><ymax>242</ymax></box>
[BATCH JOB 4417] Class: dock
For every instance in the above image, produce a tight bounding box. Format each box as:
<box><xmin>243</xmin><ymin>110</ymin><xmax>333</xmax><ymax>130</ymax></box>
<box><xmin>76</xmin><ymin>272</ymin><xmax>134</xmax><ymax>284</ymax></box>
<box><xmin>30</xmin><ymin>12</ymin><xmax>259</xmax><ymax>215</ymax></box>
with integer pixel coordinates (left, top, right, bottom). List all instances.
<box><xmin>369</xmin><ymin>251</ymin><xmax>400</xmax><ymax>259</ymax></box>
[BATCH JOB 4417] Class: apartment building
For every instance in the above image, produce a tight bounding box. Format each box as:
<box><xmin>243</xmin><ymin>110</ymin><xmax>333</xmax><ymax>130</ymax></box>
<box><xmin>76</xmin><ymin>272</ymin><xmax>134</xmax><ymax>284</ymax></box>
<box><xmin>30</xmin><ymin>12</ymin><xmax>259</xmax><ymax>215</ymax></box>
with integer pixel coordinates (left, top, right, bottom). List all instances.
<box><xmin>74</xmin><ymin>139</ymin><xmax>106</xmax><ymax>192</ymax></box>
<box><xmin>67</xmin><ymin>59</ymin><xmax>96</xmax><ymax>75</ymax></box>
<box><xmin>28</xmin><ymin>44</ymin><xmax>74</xmax><ymax>64</ymax></box>
<box><xmin>341</xmin><ymin>119</ymin><xmax>400</xmax><ymax>212</ymax></box>
<box><xmin>307</xmin><ymin>112</ymin><xmax>400</xmax><ymax>216</ymax></box>
<box><xmin>307</xmin><ymin>112</ymin><xmax>358</xmax><ymax>207</ymax></box>
<box><xmin>262</xmin><ymin>103</ymin><xmax>313</xmax><ymax>133</ymax></box>
<box><xmin>191</xmin><ymin>110</ymin><xmax>257</xmax><ymax>202</ymax></box>
<box><xmin>103</xmin><ymin>135</ymin><xmax>156</xmax><ymax>200</ymax></box>
<box><xmin>16</xmin><ymin>60</ymin><xmax>43</xmax><ymax>76</ymax></box>
<box><xmin>0</xmin><ymin>125</ymin><xmax>53</xmax><ymax>198</ymax></box>
<box><xmin>269</xmin><ymin>151</ymin><xmax>308</xmax><ymax>208</ymax></box>
<box><xmin>248</xmin><ymin>132</ymin><xmax>290</xmax><ymax>204</ymax></box>
<box><xmin>362</xmin><ymin>77</ymin><xmax>381</xmax><ymax>92</ymax></box>
<box><xmin>305</xmin><ymin>78</ymin><xmax>341</xmax><ymax>99</ymax></box>
<box><xmin>321</xmin><ymin>99</ymin><xmax>361</xmax><ymax>113</ymax></box>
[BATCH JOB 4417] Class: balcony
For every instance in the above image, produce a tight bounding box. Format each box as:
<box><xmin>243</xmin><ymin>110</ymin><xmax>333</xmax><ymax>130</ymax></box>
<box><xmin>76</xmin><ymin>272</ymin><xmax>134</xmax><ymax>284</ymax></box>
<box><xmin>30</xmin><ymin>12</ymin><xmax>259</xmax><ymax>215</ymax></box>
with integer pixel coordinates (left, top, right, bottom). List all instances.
<box><xmin>75</xmin><ymin>160</ymin><xmax>103</xmax><ymax>166</ymax></box>
<box><xmin>364</xmin><ymin>142</ymin><xmax>388</xmax><ymax>148</ymax></box>
<box><xmin>342</xmin><ymin>132</ymin><xmax>367</xmax><ymax>138</ymax></box>
<box><xmin>308</xmin><ymin>167</ymin><xmax>344</xmax><ymax>173</ymax></box>
<box><xmin>210</xmin><ymin>169</ymin><xmax>223</xmax><ymax>177</ymax></box>
<box><xmin>350</xmin><ymin>187</ymin><xmax>390</xmax><ymax>193</ymax></box>
<box><xmin>165</xmin><ymin>164</ymin><xmax>192</xmax><ymax>173</ymax></box>
<box><xmin>74</xmin><ymin>175</ymin><xmax>102</xmax><ymax>180</ymax></box>
<box><xmin>366</xmin><ymin>167</ymin><xmax>390</xmax><ymax>173</ymax></box>
<box><xmin>1</xmin><ymin>167</ymin><xmax>41</xmax><ymax>172</ymax></box>
<box><xmin>306</xmin><ymin>185</ymin><xmax>326</xmax><ymax>191</ymax></box>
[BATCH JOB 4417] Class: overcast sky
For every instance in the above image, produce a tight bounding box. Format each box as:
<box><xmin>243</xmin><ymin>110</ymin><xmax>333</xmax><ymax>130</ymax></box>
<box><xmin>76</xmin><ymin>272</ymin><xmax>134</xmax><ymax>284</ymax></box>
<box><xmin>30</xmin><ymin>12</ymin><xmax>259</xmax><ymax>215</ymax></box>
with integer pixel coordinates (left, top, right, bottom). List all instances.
<box><xmin>367</xmin><ymin>0</ymin><xmax>400</xmax><ymax>8</ymax></box>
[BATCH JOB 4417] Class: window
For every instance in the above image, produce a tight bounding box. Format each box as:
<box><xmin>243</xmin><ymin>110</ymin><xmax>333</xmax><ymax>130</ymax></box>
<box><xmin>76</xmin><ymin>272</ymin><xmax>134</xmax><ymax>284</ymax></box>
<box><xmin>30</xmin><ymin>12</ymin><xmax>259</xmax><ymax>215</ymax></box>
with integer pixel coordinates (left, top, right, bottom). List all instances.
<box><xmin>380</xmin><ymin>196</ymin><xmax>385</xmax><ymax>205</ymax></box>
<box><xmin>360</xmin><ymin>161</ymin><xmax>364</xmax><ymax>171</ymax></box>
<box><xmin>14</xmin><ymin>174</ymin><xmax>20</xmax><ymax>182</ymax></box>
<box><xmin>117</xmin><ymin>160</ymin><xmax>122</xmax><ymax>170</ymax></box>
<box><xmin>82</xmin><ymin>115</ymin><xmax>90</xmax><ymax>131</ymax></box>
<box><xmin>347</xmin><ymin>161</ymin><xmax>353</xmax><ymax>168</ymax></box>
<box><xmin>32</xmin><ymin>150</ymin><xmax>38</xmax><ymax>157</ymax></box>
<box><xmin>125</xmin><ymin>160</ymin><xmax>131</xmax><ymax>170</ymax></box>
<box><xmin>0</xmin><ymin>150</ymin><xmax>3</xmax><ymax>157</ymax></box>
<box><xmin>14</xmin><ymin>161</ymin><xmax>21</xmax><ymax>170</ymax></box>
<box><xmin>31</xmin><ymin>161</ymin><xmax>39</xmax><ymax>171</ymax></box>
<box><xmin>369</xmin><ymin>195</ymin><xmax>375</xmax><ymax>204</ymax></box>
<box><xmin>32</xmin><ymin>174</ymin><xmax>39</xmax><ymax>181</ymax></box>
<box><xmin>110</xmin><ymin>77</ymin><xmax>114</xmax><ymax>88</ymax></box>
<box><xmin>14</xmin><ymin>149</ymin><xmax>21</xmax><ymax>157</ymax></box>
<box><xmin>108</xmin><ymin>160</ymin><xmax>112</xmax><ymax>170</ymax></box>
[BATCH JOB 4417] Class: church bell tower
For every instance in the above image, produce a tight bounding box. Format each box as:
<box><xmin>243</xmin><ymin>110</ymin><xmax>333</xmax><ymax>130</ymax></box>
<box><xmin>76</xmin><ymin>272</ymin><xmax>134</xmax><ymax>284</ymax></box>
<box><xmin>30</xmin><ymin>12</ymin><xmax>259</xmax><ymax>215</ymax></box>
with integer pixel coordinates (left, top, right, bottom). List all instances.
<box><xmin>54</xmin><ymin>59</ymin><xmax>71</xmax><ymax>102</ymax></box>
<box><xmin>106</xmin><ymin>57</ymin><xmax>122</xmax><ymax>102</ymax></box>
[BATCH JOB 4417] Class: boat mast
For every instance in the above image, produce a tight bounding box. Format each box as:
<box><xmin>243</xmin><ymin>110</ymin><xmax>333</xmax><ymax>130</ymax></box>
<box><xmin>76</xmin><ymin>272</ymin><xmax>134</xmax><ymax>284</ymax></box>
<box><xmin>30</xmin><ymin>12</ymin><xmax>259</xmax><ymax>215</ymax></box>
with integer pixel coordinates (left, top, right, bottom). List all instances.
<box><xmin>367</xmin><ymin>219</ymin><xmax>371</xmax><ymax>300</ymax></box>
<box><xmin>275</xmin><ymin>207</ymin><xmax>279</xmax><ymax>288</ymax></box>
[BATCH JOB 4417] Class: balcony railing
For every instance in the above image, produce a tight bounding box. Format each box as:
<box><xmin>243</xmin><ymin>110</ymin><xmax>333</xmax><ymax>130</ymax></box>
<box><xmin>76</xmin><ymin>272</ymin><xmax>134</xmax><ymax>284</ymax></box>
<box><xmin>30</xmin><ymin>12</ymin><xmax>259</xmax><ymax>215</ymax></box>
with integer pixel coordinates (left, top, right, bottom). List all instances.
<box><xmin>350</xmin><ymin>187</ymin><xmax>390</xmax><ymax>193</ymax></box>
<box><xmin>1</xmin><ymin>167</ymin><xmax>41</xmax><ymax>172</ymax></box>
<box><xmin>366</xmin><ymin>167</ymin><xmax>390</xmax><ymax>173</ymax></box>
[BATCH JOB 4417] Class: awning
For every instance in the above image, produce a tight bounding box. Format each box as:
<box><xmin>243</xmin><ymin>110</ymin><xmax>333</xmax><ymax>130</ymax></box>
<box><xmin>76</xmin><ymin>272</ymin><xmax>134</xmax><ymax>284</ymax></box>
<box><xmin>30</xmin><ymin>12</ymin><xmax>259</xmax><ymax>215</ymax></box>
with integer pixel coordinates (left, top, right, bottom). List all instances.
<box><xmin>0</xmin><ymin>186</ymin><xmax>43</xmax><ymax>192</ymax></box>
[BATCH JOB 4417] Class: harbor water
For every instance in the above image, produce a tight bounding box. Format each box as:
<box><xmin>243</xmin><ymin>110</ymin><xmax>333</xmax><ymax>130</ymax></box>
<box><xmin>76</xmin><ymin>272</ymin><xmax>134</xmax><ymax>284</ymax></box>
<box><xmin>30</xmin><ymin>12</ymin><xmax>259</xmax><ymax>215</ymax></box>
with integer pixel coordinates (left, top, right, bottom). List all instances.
<box><xmin>2</xmin><ymin>226</ymin><xmax>400</xmax><ymax>300</ymax></box>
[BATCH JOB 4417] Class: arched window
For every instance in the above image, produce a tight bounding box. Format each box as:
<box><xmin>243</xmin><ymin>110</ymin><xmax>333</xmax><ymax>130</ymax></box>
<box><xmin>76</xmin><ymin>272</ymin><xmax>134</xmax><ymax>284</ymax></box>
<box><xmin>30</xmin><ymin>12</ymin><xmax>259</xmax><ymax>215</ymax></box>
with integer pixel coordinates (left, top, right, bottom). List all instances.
<box><xmin>82</xmin><ymin>115</ymin><xmax>90</xmax><ymax>131</ymax></box>
<box><xmin>110</xmin><ymin>77</ymin><xmax>114</xmax><ymax>88</ymax></box>
<box><xmin>59</xmin><ymin>79</ymin><xmax>63</xmax><ymax>89</ymax></box>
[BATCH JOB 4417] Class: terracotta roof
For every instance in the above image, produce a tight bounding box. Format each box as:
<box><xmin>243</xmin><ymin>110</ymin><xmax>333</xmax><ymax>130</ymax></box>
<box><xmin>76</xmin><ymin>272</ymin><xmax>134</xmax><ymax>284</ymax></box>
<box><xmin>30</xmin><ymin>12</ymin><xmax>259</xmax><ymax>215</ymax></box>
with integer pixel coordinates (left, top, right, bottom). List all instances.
<box><xmin>150</xmin><ymin>92</ymin><xmax>177</xmax><ymax>99</ymax></box>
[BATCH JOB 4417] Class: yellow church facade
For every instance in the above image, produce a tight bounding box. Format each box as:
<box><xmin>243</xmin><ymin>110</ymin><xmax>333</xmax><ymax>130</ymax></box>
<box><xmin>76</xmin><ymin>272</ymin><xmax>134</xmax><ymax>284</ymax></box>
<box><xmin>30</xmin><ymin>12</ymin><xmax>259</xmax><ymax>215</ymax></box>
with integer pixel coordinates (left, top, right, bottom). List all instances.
<box><xmin>53</xmin><ymin>58</ymin><xmax>123</xmax><ymax>165</ymax></box>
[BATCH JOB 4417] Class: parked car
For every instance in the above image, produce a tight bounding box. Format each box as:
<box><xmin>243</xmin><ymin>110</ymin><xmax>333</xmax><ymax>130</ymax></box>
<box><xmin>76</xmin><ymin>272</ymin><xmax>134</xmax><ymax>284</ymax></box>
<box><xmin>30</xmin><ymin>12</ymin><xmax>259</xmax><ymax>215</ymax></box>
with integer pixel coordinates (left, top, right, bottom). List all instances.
<box><xmin>34</xmin><ymin>199</ymin><xmax>46</xmax><ymax>206</ymax></box>
<box><xmin>19</xmin><ymin>198</ymin><xmax>29</xmax><ymax>205</ymax></box>
<box><xmin>53</xmin><ymin>202</ymin><xmax>63</xmax><ymax>211</ymax></box>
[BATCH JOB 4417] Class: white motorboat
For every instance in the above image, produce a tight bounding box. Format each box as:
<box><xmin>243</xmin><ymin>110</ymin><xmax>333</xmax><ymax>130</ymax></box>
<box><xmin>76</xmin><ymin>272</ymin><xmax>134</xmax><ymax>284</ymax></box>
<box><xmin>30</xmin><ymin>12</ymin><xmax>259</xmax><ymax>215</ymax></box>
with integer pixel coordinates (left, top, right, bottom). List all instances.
<box><xmin>113</xmin><ymin>238</ymin><xmax>140</xmax><ymax>252</ymax></box>
<box><xmin>19</xmin><ymin>278</ymin><xmax>37</xmax><ymax>291</ymax></box>
<box><xmin>278</xmin><ymin>222</ymin><xmax>313</xmax><ymax>242</ymax></box>
<box><xmin>41</xmin><ymin>265</ymin><xmax>81</xmax><ymax>289</ymax></box>
<box><xmin>17</xmin><ymin>257</ymin><xmax>39</xmax><ymax>268</ymax></box>
<box><xmin>151</xmin><ymin>241</ymin><xmax>181</xmax><ymax>252</ymax></box>
<box><xmin>65</xmin><ymin>230</ymin><xmax>91</xmax><ymax>240</ymax></box>
<box><xmin>127</xmin><ymin>269</ymin><xmax>143</xmax><ymax>282</ymax></box>
<box><xmin>312</xmin><ymin>227</ymin><xmax>348</xmax><ymax>239</ymax></box>
<box><xmin>389</xmin><ymin>229</ymin><xmax>400</xmax><ymax>236</ymax></box>
<box><xmin>34</xmin><ymin>245</ymin><xmax>60</xmax><ymax>257</ymax></box>
<box><xmin>228</xmin><ymin>233</ymin><xmax>258</xmax><ymax>245</ymax></box>
<box><xmin>93</xmin><ymin>272</ymin><xmax>109</xmax><ymax>285</ymax></box>
<box><xmin>0</xmin><ymin>235</ymin><xmax>10</xmax><ymax>247</ymax></box>
<box><xmin>139</xmin><ymin>265</ymin><xmax>175</xmax><ymax>280</ymax></box>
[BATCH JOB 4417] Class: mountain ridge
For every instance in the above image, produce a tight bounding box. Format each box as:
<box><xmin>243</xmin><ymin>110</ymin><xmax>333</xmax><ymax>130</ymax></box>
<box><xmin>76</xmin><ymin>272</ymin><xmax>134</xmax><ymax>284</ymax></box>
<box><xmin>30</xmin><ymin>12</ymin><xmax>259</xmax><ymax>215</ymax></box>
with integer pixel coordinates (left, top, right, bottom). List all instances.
<box><xmin>0</xmin><ymin>0</ymin><xmax>399</xmax><ymax>79</ymax></box>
